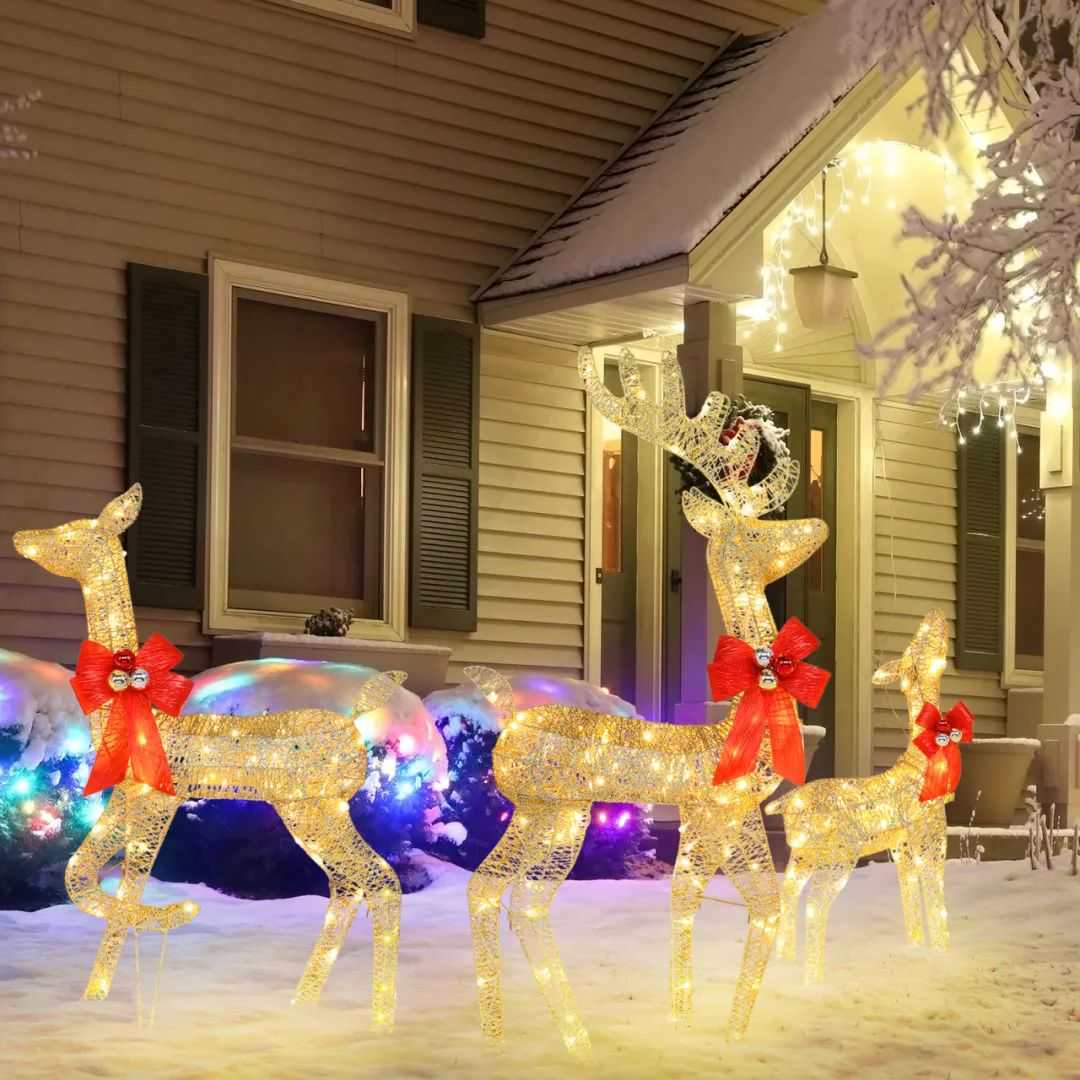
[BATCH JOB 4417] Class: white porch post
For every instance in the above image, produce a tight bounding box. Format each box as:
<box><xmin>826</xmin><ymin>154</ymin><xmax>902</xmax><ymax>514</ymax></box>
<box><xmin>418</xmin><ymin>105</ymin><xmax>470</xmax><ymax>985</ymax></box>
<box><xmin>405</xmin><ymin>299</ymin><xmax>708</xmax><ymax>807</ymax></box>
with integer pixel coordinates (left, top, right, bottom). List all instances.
<box><xmin>1039</xmin><ymin>366</ymin><xmax>1080</xmax><ymax>827</ymax></box>
<box><xmin>674</xmin><ymin>300</ymin><xmax>742</xmax><ymax>723</ymax></box>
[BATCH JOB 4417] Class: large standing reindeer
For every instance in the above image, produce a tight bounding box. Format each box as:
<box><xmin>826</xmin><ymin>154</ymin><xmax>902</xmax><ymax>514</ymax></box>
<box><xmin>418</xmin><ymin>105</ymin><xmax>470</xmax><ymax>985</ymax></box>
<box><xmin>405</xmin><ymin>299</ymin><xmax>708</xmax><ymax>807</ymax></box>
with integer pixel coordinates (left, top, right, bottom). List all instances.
<box><xmin>13</xmin><ymin>486</ymin><xmax>404</xmax><ymax>1028</ymax></box>
<box><xmin>768</xmin><ymin>610</ymin><xmax>968</xmax><ymax>983</ymax></box>
<box><xmin>462</xmin><ymin>348</ymin><xmax>827</xmax><ymax>1054</ymax></box>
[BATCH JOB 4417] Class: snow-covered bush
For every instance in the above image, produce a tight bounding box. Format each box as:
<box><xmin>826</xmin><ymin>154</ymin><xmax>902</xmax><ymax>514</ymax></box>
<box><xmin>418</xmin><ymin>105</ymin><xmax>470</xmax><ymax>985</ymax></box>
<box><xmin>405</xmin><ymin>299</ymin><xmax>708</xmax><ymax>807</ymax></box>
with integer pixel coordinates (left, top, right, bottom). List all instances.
<box><xmin>0</xmin><ymin>649</ymin><xmax>102</xmax><ymax>908</ymax></box>
<box><xmin>158</xmin><ymin>660</ymin><xmax>449</xmax><ymax>896</ymax></box>
<box><xmin>423</xmin><ymin>674</ymin><xmax>658</xmax><ymax>879</ymax></box>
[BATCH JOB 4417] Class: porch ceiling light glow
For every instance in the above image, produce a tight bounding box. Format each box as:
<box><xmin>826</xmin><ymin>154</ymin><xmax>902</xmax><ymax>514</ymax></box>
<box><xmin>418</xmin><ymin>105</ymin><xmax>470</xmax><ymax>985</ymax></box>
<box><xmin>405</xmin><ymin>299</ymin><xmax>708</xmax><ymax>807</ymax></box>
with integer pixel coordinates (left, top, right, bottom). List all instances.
<box><xmin>789</xmin><ymin>164</ymin><xmax>857</xmax><ymax>329</ymax></box>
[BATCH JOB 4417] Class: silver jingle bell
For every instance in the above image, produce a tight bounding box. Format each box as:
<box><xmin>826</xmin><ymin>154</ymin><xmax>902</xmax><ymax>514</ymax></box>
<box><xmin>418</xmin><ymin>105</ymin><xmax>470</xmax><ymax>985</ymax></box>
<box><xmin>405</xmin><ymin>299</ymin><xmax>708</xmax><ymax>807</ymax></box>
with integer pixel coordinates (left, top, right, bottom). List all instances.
<box><xmin>754</xmin><ymin>646</ymin><xmax>774</xmax><ymax>669</ymax></box>
<box><xmin>949</xmin><ymin>728</ymin><xmax>963</xmax><ymax>743</ymax></box>
<box><xmin>758</xmin><ymin>668</ymin><xmax>778</xmax><ymax>691</ymax></box>
<box><xmin>129</xmin><ymin>667</ymin><xmax>151</xmax><ymax>691</ymax></box>
<box><xmin>107</xmin><ymin>668</ymin><xmax>131</xmax><ymax>692</ymax></box>
<box><xmin>934</xmin><ymin>732</ymin><xmax>950</xmax><ymax>748</ymax></box>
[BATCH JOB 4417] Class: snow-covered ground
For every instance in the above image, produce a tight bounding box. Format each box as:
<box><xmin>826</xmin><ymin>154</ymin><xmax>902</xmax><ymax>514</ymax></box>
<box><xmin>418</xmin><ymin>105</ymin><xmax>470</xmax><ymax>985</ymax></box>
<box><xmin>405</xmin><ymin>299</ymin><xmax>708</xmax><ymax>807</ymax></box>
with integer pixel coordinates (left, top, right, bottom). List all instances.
<box><xmin>2</xmin><ymin>858</ymin><xmax>1078</xmax><ymax>1079</ymax></box>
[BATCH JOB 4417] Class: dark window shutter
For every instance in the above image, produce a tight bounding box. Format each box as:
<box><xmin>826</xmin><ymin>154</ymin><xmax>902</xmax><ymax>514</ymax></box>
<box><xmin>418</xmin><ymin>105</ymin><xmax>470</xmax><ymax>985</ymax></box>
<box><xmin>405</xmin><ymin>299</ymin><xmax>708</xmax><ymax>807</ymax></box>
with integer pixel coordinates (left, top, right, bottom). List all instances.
<box><xmin>410</xmin><ymin>315</ymin><xmax>479</xmax><ymax>632</ymax></box>
<box><xmin>956</xmin><ymin>416</ymin><xmax>1004</xmax><ymax>670</ymax></box>
<box><xmin>418</xmin><ymin>0</ymin><xmax>485</xmax><ymax>38</ymax></box>
<box><xmin>126</xmin><ymin>264</ymin><xmax>207</xmax><ymax>611</ymax></box>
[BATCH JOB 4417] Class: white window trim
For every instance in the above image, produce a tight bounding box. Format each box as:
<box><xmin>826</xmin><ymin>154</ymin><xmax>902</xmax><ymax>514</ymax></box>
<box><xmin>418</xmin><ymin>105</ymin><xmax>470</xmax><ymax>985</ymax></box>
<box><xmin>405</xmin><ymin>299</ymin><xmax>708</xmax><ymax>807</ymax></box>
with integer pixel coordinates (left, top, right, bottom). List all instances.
<box><xmin>1002</xmin><ymin>407</ymin><xmax>1044</xmax><ymax>689</ymax></box>
<box><xmin>268</xmin><ymin>0</ymin><xmax>415</xmax><ymax>34</ymax></box>
<box><xmin>206</xmin><ymin>257</ymin><xmax>409</xmax><ymax>642</ymax></box>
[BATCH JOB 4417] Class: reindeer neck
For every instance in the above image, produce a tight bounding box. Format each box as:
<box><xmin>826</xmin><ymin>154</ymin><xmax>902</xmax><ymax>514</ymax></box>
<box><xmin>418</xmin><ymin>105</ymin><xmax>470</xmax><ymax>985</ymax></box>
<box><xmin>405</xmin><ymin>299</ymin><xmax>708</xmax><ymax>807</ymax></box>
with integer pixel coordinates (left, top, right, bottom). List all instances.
<box><xmin>82</xmin><ymin>539</ymin><xmax>139</xmax><ymax>653</ymax></box>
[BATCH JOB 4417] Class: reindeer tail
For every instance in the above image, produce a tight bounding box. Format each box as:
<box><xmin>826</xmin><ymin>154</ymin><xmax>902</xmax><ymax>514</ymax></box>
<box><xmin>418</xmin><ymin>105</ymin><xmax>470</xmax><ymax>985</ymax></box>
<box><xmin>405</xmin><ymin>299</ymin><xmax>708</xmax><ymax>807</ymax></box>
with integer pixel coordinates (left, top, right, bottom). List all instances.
<box><xmin>462</xmin><ymin>665</ymin><xmax>514</xmax><ymax>727</ymax></box>
<box><xmin>353</xmin><ymin>670</ymin><xmax>407</xmax><ymax>719</ymax></box>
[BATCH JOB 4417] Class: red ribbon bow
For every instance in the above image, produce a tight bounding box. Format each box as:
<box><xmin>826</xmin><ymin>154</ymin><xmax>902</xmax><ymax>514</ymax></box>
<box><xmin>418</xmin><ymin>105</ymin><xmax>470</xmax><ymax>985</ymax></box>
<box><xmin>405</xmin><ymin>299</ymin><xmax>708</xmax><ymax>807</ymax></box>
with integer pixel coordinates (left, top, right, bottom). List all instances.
<box><xmin>708</xmin><ymin>617</ymin><xmax>831</xmax><ymax>786</ymax></box>
<box><xmin>913</xmin><ymin>700</ymin><xmax>974</xmax><ymax>802</ymax></box>
<box><xmin>70</xmin><ymin>633</ymin><xmax>192</xmax><ymax>797</ymax></box>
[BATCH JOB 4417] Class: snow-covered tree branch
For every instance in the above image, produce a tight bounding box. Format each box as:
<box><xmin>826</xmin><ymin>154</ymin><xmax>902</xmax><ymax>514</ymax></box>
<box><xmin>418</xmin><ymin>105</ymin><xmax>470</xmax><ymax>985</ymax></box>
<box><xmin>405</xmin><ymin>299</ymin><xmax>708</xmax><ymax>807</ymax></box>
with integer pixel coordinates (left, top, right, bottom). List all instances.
<box><xmin>847</xmin><ymin>0</ymin><xmax>1080</xmax><ymax>398</ymax></box>
<box><xmin>1</xmin><ymin>90</ymin><xmax>41</xmax><ymax>161</ymax></box>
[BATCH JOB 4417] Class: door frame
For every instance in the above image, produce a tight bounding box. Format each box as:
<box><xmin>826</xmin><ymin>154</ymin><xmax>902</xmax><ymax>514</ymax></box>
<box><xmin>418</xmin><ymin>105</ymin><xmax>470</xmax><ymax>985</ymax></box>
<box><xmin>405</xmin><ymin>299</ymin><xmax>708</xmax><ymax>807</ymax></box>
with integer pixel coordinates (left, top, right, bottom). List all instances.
<box><xmin>585</xmin><ymin>350</ymin><xmax>665</xmax><ymax>721</ymax></box>
<box><xmin>743</xmin><ymin>364</ymin><xmax>875</xmax><ymax>776</ymax></box>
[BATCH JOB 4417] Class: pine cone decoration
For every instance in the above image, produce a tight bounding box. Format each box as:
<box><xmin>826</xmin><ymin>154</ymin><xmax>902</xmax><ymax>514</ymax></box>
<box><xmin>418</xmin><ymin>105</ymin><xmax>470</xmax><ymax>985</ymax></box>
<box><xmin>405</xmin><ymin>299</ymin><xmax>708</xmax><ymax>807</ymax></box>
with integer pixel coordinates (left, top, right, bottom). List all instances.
<box><xmin>304</xmin><ymin>606</ymin><xmax>354</xmax><ymax>637</ymax></box>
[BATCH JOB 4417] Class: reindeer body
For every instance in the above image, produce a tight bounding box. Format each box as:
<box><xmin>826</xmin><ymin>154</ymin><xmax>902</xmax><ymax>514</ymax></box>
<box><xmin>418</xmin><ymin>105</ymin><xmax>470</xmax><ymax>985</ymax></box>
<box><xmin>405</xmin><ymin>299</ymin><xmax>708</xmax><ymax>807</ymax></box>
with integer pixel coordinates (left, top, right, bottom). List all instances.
<box><xmin>768</xmin><ymin>611</ymin><xmax>952</xmax><ymax>983</ymax></box>
<box><xmin>13</xmin><ymin>487</ymin><xmax>403</xmax><ymax>1025</ymax></box>
<box><xmin>463</xmin><ymin>348</ymin><xmax>827</xmax><ymax>1054</ymax></box>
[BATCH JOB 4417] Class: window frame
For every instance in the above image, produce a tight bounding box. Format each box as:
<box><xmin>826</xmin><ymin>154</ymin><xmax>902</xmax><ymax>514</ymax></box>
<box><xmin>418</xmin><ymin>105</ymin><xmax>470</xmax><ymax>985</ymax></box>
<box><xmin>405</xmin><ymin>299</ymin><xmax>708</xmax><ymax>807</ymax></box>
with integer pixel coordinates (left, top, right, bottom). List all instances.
<box><xmin>206</xmin><ymin>257</ymin><xmax>409</xmax><ymax>641</ymax></box>
<box><xmin>268</xmin><ymin>0</ymin><xmax>415</xmax><ymax>35</ymax></box>
<box><xmin>1002</xmin><ymin>406</ymin><xmax>1045</xmax><ymax>688</ymax></box>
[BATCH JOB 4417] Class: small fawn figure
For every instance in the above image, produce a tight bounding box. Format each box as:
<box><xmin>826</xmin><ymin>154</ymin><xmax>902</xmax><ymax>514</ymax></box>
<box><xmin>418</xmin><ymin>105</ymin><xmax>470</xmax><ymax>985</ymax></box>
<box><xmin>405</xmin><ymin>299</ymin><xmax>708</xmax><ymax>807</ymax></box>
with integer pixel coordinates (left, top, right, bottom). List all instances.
<box><xmin>13</xmin><ymin>486</ymin><xmax>405</xmax><ymax>1027</ymax></box>
<box><xmin>767</xmin><ymin>610</ymin><xmax>965</xmax><ymax>983</ymax></box>
<box><xmin>458</xmin><ymin>347</ymin><xmax>827</xmax><ymax>1054</ymax></box>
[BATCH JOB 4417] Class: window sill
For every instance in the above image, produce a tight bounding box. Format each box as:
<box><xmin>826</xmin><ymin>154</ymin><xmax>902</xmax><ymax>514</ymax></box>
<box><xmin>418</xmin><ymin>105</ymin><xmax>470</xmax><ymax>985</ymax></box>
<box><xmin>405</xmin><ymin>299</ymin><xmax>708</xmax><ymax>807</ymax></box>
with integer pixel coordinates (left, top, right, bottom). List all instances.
<box><xmin>265</xmin><ymin>0</ymin><xmax>415</xmax><ymax>35</ymax></box>
<box><xmin>1002</xmin><ymin>668</ymin><xmax>1044</xmax><ymax>690</ymax></box>
<box><xmin>210</xmin><ymin>632</ymin><xmax>451</xmax><ymax>695</ymax></box>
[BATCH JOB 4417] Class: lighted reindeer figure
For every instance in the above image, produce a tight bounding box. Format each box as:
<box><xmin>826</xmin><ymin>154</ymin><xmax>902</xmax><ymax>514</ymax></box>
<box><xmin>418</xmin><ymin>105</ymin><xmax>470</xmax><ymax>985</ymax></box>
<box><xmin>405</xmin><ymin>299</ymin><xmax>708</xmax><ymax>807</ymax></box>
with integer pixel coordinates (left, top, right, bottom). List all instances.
<box><xmin>768</xmin><ymin>610</ymin><xmax>972</xmax><ymax>984</ymax></box>
<box><xmin>461</xmin><ymin>348</ymin><xmax>828</xmax><ymax>1054</ymax></box>
<box><xmin>13</xmin><ymin>486</ymin><xmax>405</xmax><ymax>1027</ymax></box>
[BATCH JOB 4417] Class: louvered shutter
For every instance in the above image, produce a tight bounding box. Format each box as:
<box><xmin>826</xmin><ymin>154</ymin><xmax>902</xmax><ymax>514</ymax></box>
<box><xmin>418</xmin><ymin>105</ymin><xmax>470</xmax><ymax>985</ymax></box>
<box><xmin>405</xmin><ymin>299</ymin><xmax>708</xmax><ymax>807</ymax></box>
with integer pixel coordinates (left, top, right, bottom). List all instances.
<box><xmin>410</xmin><ymin>316</ymin><xmax>479</xmax><ymax>632</ymax></box>
<box><xmin>126</xmin><ymin>264</ymin><xmax>207</xmax><ymax>610</ymax></box>
<box><xmin>418</xmin><ymin>0</ymin><xmax>485</xmax><ymax>38</ymax></box>
<box><xmin>956</xmin><ymin>417</ymin><xmax>1004</xmax><ymax>670</ymax></box>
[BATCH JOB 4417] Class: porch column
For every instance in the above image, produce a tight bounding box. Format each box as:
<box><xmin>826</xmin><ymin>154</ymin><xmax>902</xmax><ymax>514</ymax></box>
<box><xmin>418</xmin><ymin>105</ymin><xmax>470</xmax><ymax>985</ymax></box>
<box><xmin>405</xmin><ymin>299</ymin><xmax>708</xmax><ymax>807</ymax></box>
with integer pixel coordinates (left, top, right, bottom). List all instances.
<box><xmin>1039</xmin><ymin>366</ymin><xmax>1080</xmax><ymax>826</ymax></box>
<box><xmin>674</xmin><ymin>300</ymin><xmax>742</xmax><ymax>723</ymax></box>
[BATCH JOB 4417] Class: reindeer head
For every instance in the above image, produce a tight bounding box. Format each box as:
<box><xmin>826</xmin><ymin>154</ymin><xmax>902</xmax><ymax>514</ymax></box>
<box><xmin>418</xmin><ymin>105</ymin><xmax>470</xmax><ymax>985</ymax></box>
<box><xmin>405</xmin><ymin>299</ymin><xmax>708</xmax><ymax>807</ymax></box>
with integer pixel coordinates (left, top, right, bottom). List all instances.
<box><xmin>13</xmin><ymin>485</ymin><xmax>142</xmax><ymax>583</ymax></box>
<box><xmin>872</xmin><ymin>609</ymin><xmax>949</xmax><ymax>721</ymax></box>
<box><xmin>579</xmin><ymin>348</ymin><xmax>826</xmax><ymax>596</ymax></box>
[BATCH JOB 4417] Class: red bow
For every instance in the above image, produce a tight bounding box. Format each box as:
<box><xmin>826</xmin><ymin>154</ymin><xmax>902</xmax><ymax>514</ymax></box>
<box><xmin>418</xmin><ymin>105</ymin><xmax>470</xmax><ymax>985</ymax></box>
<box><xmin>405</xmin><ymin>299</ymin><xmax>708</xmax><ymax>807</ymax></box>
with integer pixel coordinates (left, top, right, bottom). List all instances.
<box><xmin>709</xmin><ymin>617</ymin><xmax>830</xmax><ymax>786</ymax></box>
<box><xmin>913</xmin><ymin>700</ymin><xmax>974</xmax><ymax>802</ymax></box>
<box><xmin>70</xmin><ymin>633</ymin><xmax>191</xmax><ymax>797</ymax></box>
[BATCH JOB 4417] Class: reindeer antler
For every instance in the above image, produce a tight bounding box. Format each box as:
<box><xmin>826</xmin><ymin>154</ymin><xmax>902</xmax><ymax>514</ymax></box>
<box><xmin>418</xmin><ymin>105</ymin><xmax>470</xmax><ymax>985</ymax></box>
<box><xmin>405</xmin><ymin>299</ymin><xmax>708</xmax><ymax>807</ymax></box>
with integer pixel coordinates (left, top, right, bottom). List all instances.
<box><xmin>578</xmin><ymin>347</ymin><xmax>799</xmax><ymax>516</ymax></box>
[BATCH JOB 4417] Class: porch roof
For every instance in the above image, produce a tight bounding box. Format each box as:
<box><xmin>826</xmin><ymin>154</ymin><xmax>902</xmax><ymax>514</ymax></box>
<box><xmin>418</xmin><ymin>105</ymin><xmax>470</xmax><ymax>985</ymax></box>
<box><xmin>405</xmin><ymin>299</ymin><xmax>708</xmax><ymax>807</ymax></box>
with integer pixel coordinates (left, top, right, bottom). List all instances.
<box><xmin>475</xmin><ymin>2</ymin><xmax>871</xmax><ymax>307</ymax></box>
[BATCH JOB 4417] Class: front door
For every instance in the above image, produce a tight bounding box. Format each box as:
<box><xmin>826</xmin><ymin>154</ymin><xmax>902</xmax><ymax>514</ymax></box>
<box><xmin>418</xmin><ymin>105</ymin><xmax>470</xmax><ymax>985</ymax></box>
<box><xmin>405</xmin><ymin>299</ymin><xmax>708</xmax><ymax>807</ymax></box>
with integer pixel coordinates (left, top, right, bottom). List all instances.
<box><xmin>599</xmin><ymin>363</ymin><xmax>638</xmax><ymax>705</ymax></box>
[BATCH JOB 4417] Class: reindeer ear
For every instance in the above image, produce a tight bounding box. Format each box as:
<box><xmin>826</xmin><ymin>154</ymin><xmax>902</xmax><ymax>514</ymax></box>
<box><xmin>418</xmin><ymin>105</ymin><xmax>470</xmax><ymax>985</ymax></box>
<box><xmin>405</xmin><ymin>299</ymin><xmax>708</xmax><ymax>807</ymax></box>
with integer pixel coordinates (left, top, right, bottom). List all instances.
<box><xmin>98</xmin><ymin>484</ymin><xmax>143</xmax><ymax>535</ymax></box>
<box><xmin>681</xmin><ymin>488</ymin><xmax>727</xmax><ymax>536</ymax></box>
<box><xmin>872</xmin><ymin>658</ymin><xmax>901</xmax><ymax>687</ymax></box>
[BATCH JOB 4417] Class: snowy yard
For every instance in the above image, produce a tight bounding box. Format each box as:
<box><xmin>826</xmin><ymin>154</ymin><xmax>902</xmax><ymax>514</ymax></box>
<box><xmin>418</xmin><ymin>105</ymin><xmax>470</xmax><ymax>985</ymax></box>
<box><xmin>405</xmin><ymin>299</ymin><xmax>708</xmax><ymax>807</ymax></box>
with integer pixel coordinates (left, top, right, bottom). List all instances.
<box><xmin>2</xmin><ymin>857</ymin><xmax>1078</xmax><ymax>1080</ymax></box>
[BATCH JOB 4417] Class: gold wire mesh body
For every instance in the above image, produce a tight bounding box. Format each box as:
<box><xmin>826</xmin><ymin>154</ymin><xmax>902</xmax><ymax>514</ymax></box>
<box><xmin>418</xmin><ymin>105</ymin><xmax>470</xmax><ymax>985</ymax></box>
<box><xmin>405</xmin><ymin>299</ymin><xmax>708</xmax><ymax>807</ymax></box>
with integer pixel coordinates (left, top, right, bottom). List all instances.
<box><xmin>767</xmin><ymin>611</ymin><xmax>953</xmax><ymax>983</ymax></box>
<box><xmin>12</xmin><ymin>486</ymin><xmax>403</xmax><ymax>1027</ymax></box>
<box><xmin>460</xmin><ymin>349</ymin><xmax>828</xmax><ymax>1054</ymax></box>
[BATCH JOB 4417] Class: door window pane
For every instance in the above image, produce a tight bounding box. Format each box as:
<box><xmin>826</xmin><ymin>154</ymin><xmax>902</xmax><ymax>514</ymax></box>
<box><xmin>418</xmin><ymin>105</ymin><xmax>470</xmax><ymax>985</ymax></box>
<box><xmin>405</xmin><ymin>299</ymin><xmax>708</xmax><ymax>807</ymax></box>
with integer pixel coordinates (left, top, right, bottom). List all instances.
<box><xmin>807</xmin><ymin>428</ymin><xmax>825</xmax><ymax>592</ymax></box>
<box><xmin>601</xmin><ymin>417</ymin><xmax>623</xmax><ymax>573</ymax></box>
<box><xmin>1014</xmin><ymin>430</ymin><xmax>1044</xmax><ymax>669</ymax></box>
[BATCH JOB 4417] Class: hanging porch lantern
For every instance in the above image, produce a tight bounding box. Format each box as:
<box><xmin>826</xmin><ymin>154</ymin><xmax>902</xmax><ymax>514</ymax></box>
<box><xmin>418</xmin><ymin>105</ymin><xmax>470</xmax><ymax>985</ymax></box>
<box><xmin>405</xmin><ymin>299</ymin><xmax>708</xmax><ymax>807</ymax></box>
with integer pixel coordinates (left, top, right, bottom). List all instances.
<box><xmin>789</xmin><ymin>165</ymin><xmax>858</xmax><ymax>329</ymax></box>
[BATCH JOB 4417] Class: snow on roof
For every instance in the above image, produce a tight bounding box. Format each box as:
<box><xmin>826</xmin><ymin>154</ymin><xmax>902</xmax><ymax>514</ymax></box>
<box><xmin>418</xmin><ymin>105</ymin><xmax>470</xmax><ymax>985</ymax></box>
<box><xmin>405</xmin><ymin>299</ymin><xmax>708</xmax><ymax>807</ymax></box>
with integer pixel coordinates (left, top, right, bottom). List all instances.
<box><xmin>478</xmin><ymin>1</ymin><xmax>871</xmax><ymax>303</ymax></box>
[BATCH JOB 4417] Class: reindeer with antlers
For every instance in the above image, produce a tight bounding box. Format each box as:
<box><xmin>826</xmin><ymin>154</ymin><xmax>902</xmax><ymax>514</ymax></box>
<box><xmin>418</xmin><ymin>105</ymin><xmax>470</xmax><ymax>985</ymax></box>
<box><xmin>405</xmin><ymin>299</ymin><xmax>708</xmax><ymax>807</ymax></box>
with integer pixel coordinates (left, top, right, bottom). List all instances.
<box><xmin>768</xmin><ymin>610</ymin><xmax>973</xmax><ymax>984</ymax></box>
<box><xmin>461</xmin><ymin>348</ymin><xmax>828</xmax><ymax>1054</ymax></box>
<box><xmin>13</xmin><ymin>486</ymin><xmax>405</xmax><ymax>1027</ymax></box>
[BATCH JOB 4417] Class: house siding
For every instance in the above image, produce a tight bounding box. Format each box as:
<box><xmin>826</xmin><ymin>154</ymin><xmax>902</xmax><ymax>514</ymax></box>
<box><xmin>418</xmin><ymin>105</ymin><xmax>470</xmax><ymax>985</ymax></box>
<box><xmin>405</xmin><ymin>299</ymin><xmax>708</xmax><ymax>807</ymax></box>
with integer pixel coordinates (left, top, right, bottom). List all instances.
<box><xmin>411</xmin><ymin>331</ymin><xmax>585</xmax><ymax>681</ymax></box>
<box><xmin>872</xmin><ymin>400</ymin><xmax>1007</xmax><ymax>770</ymax></box>
<box><xmin>749</xmin><ymin>324</ymin><xmax>864</xmax><ymax>385</ymax></box>
<box><xmin>1</xmin><ymin>0</ymin><xmax>759</xmax><ymax>674</ymax></box>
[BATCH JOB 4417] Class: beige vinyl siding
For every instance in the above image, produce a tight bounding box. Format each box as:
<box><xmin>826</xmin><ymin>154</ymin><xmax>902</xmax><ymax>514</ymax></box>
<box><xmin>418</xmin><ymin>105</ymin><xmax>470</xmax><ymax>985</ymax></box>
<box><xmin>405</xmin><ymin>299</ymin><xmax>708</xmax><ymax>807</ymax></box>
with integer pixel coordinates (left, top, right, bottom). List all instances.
<box><xmin>412</xmin><ymin>331</ymin><xmax>585</xmax><ymax>681</ymax></box>
<box><xmin>747</xmin><ymin>324</ymin><xmax>865</xmax><ymax>385</ymax></box>
<box><xmin>0</xmin><ymin>0</ymin><xmax>791</xmax><ymax>670</ymax></box>
<box><xmin>872</xmin><ymin>400</ymin><xmax>1006</xmax><ymax>770</ymax></box>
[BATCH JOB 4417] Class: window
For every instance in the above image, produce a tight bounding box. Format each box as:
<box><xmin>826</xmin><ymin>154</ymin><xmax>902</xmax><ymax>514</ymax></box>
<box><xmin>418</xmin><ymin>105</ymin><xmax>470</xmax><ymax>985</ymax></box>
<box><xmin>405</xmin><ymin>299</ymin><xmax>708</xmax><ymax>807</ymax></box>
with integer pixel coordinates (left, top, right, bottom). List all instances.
<box><xmin>1004</xmin><ymin>423</ymin><xmax>1045</xmax><ymax>683</ymax></box>
<box><xmin>271</xmin><ymin>0</ymin><xmax>415</xmax><ymax>34</ymax></box>
<box><xmin>207</xmin><ymin>260</ymin><xmax>409</xmax><ymax>640</ymax></box>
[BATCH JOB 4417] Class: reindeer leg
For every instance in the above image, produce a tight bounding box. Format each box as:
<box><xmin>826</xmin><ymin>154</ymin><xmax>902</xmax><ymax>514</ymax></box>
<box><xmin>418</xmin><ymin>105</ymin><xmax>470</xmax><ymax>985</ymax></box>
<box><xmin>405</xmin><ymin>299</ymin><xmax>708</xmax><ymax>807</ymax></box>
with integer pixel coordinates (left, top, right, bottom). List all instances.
<box><xmin>776</xmin><ymin>849</ymin><xmax>812</xmax><ymax>963</ymax></box>
<box><xmin>803</xmin><ymin>847</ymin><xmax>857</xmax><ymax>986</ymax></box>
<box><xmin>710</xmin><ymin>803</ymin><xmax>781</xmax><ymax>1040</ymax></box>
<box><xmin>278</xmin><ymin>798</ymin><xmax>401</xmax><ymax>1027</ymax></box>
<box><xmin>891</xmin><ymin>837</ymin><xmax>926</xmax><ymax>947</ymax></box>
<box><xmin>914</xmin><ymin>803</ymin><xmax>950</xmax><ymax>950</ymax></box>
<box><xmin>506</xmin><ymin>800</ymin><xmax>592</xmax><ymax>1056</ymax></box>
<box><xmin>467</xmin><ymin>800</ymin><xmax>539</xmax><ymax>1044</ymax></box>
<box><xmin>82</xmin><ymin>785</ymin><xmax>182</xmax><ymax>1000</ymax></box>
